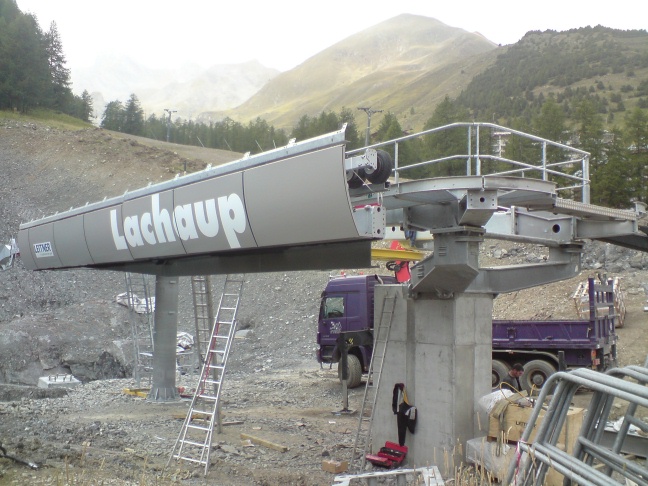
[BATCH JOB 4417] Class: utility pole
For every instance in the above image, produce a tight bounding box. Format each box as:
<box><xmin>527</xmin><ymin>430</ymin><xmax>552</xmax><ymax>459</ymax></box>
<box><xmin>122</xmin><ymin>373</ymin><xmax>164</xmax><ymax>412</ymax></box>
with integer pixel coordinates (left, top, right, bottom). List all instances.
<box><xmin>164</xmin><ymin>108</ymin><xmax>177</xmax><ymax>143</ymax></box>
<box><xmin>357</xmin><ymin>107</ymin><xmax>382</xmax><ymax>147</ymax></box>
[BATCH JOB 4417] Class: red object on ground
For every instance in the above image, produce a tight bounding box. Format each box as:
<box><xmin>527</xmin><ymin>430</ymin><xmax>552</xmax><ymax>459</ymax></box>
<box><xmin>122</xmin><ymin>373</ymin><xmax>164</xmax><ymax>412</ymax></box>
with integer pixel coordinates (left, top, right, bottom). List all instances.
<box><xmin>365</xmin><ymin>441</ymin><xmax>408</xmax><ymax>468</ymax></box>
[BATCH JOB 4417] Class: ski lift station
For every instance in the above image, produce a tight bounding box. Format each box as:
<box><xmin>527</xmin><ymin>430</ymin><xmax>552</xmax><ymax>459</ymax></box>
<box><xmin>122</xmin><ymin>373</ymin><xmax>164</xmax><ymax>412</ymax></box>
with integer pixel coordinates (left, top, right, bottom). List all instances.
<box><xmin>16</xmin><ymin>123</ymin><xmax>648</xmax><ymax>482</ymax></box>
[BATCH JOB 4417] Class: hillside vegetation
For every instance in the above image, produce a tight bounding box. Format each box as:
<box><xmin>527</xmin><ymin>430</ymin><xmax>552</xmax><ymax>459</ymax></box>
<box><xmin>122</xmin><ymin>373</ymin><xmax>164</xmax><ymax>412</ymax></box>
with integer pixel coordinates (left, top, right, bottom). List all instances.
<box><xmin>459</xmin><ymin>26</ymin><xmax>648</xmax><ymax>124</ymax></box>
<box><xmin>211</xmin><ymin>14</ymin><xmax>498</xmax><ymax>131</ymax></box>
<box><xmin>215</xmin><ymin>23</ymin><xmax>648</xmax><ymax>135</ymax></box>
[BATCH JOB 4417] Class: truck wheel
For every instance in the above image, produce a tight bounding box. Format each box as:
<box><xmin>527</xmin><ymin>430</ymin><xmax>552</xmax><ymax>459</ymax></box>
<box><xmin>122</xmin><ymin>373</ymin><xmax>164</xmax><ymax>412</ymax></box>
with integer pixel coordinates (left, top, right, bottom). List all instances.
<box><xmin>521</xmin><ymin>360</ymin><xmax>556</xmax><ymax>392</ymax></box>
<box><xmin>492</xmin><ymin>360</ymin><xmax>511</xmax><ymax>388</ymax></box>
<box><xmin>338</xmin><ymin>354</ymin><xmax>363</xmax><ymax>389</ymax></box>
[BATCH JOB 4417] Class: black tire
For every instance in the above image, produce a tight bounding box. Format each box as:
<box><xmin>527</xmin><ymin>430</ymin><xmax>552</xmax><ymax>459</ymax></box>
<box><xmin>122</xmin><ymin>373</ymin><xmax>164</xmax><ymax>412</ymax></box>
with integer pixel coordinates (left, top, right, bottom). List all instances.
<box><xmin>338</xmin><ymin>353</ymin><xmax>363</xmax><ymax>389</ymax></box>
<box><xmin>366</xmin><ymin>150</ymin><xmax>393</xmax><ymax>184</ymax></box>
<box><xmin>520</xmin><ymin>360</ymin><xmax>556</xmax><ymax>393</ymax></box>
<box><xmin>492</xmin><ymin>360</ymin><xmax>511</xmax><ymax>389</ymax></box>
<box><xmin>347</xmin><ymin>169</ymin><xmax>366</xmax><ymax>189</ymax></box>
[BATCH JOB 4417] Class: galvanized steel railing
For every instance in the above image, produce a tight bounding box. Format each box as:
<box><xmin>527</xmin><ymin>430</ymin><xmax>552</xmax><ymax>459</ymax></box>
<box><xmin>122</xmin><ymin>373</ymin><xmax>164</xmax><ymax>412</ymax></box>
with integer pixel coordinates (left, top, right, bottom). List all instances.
<box><xmin>347</xmin><ymin>122</ymin><xmax>591</xmax><ymax>203</ymax></box>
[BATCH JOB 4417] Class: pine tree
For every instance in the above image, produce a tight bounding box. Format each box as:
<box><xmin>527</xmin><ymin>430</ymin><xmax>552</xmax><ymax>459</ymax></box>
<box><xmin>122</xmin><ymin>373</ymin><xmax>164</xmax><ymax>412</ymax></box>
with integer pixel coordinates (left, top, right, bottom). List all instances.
<box><xmin>590</xmin><ymin>129</ymin><xmax>635</xmax><ymax>208</ymax></box>
<box><xmin>624</xmin><ymin>107</ymin><xmax>648</xmax><ymax>153</ymax></box>
<box><xmin>624</xmin><ymin>107</ymin><xmax>648</xmax><ymax>202</ymax></box>
<box><xmin>373</xmin><ymin>112</ymin><xmax>418</xmax><ymax>173</ymax></box>
<box><xmin>101</xmin><ymin>100</ymin><xmax>124</xmax><ymax>131</ymax></box>
<box><xmin>575</xmin><ymin>99</ymin><xmax>605</xmax><ymax>171</ymax></box>
<box><xmin>421</xmin><ymin>96</ymin><xmax>470</xmax><ymax>177</ymax></box>
<box><xmin>123</xmin><ymin>94</ymin><xmax>144</xmax><ymax>135</ymax></box>
<box><xmin>338</xmin><ymin>107</ymin><xmax>361</xmax><ymax>149</ymax></box>
<box><xmin>44</xmin><ymin>21</ymin><xmax>71</xmax><ymax>110</ymax></box>
<box><xmin>535</xmin><ymin>99</ymin><xmax>566</xmax><ymax>142</ymax></box>
<box><xmin>290</xmin><ymin>115</ymin><xmax>312</xmax><ymax>142</ymax></box>
<box><xmin>79</xmin><ymin>90</ymin><xmax>94</xmax><ymax>122</ymax></box>
<box><xmin>0</xmin><ymin>11</ymin><xmax>50</xmax><ymax>111</ymax></box>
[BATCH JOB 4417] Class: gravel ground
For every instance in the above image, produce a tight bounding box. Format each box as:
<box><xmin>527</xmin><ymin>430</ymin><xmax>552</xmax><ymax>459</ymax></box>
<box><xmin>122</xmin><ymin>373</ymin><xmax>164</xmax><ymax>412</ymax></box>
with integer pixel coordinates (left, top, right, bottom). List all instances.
<box><xmin>0</xmin><ymin>118</ymin><xmax>647</xmax><ymax>485</ymax></box>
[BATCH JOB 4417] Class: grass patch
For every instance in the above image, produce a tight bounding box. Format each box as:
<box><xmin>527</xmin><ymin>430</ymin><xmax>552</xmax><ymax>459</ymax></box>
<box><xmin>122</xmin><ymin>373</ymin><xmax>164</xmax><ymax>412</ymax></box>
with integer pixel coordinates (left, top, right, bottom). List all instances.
<box><xmin>0</xmin><ymin>108</ymin><xmax>92</xmax><ymax>130</ymax></box>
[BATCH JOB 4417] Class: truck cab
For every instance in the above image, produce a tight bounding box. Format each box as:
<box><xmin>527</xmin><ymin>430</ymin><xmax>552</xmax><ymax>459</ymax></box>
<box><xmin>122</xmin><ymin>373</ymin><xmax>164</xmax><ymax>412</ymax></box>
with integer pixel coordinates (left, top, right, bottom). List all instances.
<box><xmin>317</xmin><ymin>274</ymin><xmax>397</xmax><ymax>388</ymax></box>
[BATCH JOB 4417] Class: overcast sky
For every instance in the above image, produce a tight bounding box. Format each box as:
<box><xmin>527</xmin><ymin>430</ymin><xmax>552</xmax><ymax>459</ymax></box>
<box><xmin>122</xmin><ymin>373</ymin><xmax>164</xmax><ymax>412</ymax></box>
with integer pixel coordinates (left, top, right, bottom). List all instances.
<box><xmin>15</xmin><ymin>0</ymin><xmax>648</xmax><ymax>73</ymax></box>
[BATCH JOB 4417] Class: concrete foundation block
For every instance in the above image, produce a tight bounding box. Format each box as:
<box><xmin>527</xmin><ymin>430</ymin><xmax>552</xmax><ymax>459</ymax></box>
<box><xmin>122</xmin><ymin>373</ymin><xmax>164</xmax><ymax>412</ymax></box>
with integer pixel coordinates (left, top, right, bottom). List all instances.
<box><xmin>38</xmin><ymin>374</ymin><xmax>81</xmax><ymax>389</ymax></box>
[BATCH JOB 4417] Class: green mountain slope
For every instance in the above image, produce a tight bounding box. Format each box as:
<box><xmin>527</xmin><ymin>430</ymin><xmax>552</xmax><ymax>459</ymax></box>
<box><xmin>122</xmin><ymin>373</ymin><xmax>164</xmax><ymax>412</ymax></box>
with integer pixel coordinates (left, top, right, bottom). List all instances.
<box><xmin>208</xmin><ymin>22</ymin><xmax>647</xmax><ymax>133</ymax></box>
<box><xmin>207</xmin><ymin>14</ymin><xmax>498</xmax><ymax>131</ymax></box>
<box><xmin>459</xmin><ymin>26</ymin><xmax>648</xmax><ymax>124</ymax></box>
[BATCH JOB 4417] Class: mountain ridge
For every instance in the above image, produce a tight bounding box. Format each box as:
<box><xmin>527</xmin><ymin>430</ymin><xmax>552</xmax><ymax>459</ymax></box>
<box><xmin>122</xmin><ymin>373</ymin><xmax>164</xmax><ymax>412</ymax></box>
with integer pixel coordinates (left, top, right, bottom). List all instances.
<box><xmin>71</xmin><ymin>16</ymin><xmax>647</xmax><ymax>136</ymax></box>
<box><xmin>207</xmin><ymin>14</ymin><xmax>498</xmax><ymax>130</ymax></box>
<box><xmin>74</xmin><ymin>14</ymin><xmax>497</xmax><ymax>130</ymax></box>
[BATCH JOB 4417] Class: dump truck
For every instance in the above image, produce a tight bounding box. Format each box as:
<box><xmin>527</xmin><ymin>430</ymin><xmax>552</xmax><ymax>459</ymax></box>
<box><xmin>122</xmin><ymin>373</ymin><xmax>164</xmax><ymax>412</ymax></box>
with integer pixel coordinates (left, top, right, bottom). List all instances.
<box><xmin>492</xmin><ymin>277</ymin><xmax>618</xmax><ymax>391</ymax></box>
<box><xmin>317</xmin><ymin>275</ymin><xmax>618</xmax><ymax>391</ymax></box>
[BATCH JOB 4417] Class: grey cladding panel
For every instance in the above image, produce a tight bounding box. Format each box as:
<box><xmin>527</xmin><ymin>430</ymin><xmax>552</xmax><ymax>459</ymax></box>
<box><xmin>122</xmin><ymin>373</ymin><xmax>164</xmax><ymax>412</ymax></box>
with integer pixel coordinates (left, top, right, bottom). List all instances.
<box><xmin>84</xmin><ymin>206</ymin><xmax>134</xmax><ymax>264</ymax></box>
<box><xmin>53</xmin><ymin>215</ymin><xmax>93</xmax><ymax>267</ymax></box>
<box><xmin>17</xmin><ymin>230</ymin><xmax>37</xmax><ymax>270</ymax></box>
<box><xmin>173</xmin><ymin>172</ymin><xmax>257</xmax><ymax>254</ymax></box>
<box><xmin>25</xmin><ymin>223</ymin><xmax>63</xmax><ymax>269</ymax></box>
<box><xmin>121</xmin><ymin>190</ymin><xmax>186</xmax><ymax>259</ymax></box>
<box><xmin>244</xmin><ymin>145</ymin><xmax>359</xmax><ymax>246</ymax></box>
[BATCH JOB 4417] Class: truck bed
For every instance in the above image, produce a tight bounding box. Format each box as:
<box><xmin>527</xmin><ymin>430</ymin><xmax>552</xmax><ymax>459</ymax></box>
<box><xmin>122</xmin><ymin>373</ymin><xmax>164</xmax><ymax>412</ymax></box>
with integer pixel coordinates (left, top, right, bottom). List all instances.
<box><xmin>492</xmin><ymin>318</ymin><xmax>613</xmax><ymax>350</ymax></box>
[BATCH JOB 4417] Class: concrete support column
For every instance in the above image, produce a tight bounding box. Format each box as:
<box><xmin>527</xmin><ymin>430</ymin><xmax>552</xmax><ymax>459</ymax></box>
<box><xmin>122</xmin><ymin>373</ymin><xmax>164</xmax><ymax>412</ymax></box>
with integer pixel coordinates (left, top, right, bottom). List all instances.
<box><xmin>147</xmin><ymin>275</ymin><xmax>180</xmax><ymax>402</ymax></box>
<box><xmin>372</xmin><ymin>285</ymin><xmax>492</xmax><ymax>475</ymax></box>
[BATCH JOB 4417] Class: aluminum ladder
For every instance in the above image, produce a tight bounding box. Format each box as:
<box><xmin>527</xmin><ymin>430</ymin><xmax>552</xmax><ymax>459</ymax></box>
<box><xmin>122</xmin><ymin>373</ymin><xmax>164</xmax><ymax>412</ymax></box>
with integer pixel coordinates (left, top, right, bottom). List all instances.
<box><xmin>351</xmin><ymin>292</ymin><xmax>397</xmax><ymax>471</ymax></box>
<box><xmin>191</xmin><ymin>275</ymin><xmax>215</xmax><ymax>370</ymax></box>
<box><xmin>167</xmin><ymin>275</ymin><xmax>245</xmax><ymax>476</ymax></box>
<box><xmin>124</xmin><ymin>272</ymin><xmax>154</xmax><ymax>388</ymax></box>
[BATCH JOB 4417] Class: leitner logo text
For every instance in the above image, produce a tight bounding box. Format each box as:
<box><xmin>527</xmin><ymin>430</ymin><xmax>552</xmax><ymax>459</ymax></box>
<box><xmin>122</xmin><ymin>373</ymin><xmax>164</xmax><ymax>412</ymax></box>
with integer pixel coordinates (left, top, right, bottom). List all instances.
<box><xmin>34</xmin><ymin>241</ymin><xmax>54</xmax><ymax>258</ymax></box>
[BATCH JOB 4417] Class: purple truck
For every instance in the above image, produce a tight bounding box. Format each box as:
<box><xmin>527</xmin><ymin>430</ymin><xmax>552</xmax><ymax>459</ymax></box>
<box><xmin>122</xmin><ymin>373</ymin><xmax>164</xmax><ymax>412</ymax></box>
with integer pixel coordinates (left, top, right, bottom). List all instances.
<box><xmin>317</xmin><ymin>275</ymin><xmax>618</xmax><ymax>391</ymax></box>
<box><xmin>492</xmin><ymin>277</ymin><xmax>618</xmax><ymax>391</ymax></box>
<box><xmin>317</xmin><ymin>274</ymin><xmax>397</xmax><ymax>388</ymax></box>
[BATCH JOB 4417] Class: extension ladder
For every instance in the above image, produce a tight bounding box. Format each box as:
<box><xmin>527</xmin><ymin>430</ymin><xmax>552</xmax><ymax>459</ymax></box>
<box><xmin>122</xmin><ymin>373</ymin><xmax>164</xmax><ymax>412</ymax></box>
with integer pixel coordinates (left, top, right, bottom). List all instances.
<box><xmin>124</xmin><ymin>272</ymin><xmax>154</xmax><ymax>388</ymax></box>
<box><xmin>191</xmin><ymin>275</ymin><xmax>215</xmax><ymax>369</ymax></box>
<box><xmin>351</xmin><ymin>292</ymin><xmax>397</xmax><ymax>471</ymax></box>
<box><xmin>167</xmin><ymin>275</ymin><xmax>245</xmax><ymax>476</ymax></box>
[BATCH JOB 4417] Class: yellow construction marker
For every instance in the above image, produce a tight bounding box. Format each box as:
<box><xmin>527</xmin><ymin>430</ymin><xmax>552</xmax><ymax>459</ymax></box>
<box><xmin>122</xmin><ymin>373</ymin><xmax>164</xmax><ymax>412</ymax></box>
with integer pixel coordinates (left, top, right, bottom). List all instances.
<box><xmin>122</xmin><ymin>388</ymin><xmax>149</xmax><ymax>398</ymax></box>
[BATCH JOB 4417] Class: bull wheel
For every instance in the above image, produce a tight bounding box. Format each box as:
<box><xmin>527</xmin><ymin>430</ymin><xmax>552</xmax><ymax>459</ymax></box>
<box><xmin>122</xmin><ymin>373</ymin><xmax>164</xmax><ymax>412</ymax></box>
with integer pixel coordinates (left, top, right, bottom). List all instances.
<box><xmin>492</xmin><ymin>360</ymin><xmax>511</xmax><ymax>389</ymax></box>
<box><xmin>338</xmin><ymin>354</ymin><xmax>363</xmax><ymax>389</ymax></box>
<box><xmin>347</xmin><ymin>169</ymin><xmax>366</xmax><ymax>189</ymax></box>
<box><xmin>520</xmin><ymin>360</ymin><xmax>556</xmax><ymax>393</ymax></box>
<box><xmin>366</xmin><ymin>150</ymin><xmax>393</xmax><ymax>184</ymax></box>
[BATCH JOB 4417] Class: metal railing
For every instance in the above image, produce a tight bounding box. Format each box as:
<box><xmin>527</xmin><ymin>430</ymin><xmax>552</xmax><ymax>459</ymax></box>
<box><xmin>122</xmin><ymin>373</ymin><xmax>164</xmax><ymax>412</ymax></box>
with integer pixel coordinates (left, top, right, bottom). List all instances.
<box><xmin>505</xmin><ymin>356</ymin><xmax>648</xmax><ymax>486</ymax></box>
<box><xmin>347</xmin><ymin>122</ymin><xmax>591</xmax><ymax>203</ymax></box>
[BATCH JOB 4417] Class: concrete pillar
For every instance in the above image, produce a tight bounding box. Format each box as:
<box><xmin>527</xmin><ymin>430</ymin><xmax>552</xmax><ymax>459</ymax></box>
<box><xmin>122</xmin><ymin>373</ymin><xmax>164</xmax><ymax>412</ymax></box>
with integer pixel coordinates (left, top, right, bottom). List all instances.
<box><xmin>372</xmin><ymin>285</ymin><xmax>492</xmax><ymax>475</ymax></box>
<box><xmin>147</xmin><ymin>275</ymin><xmax>180</xmax><ymax>402</ymax></box>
